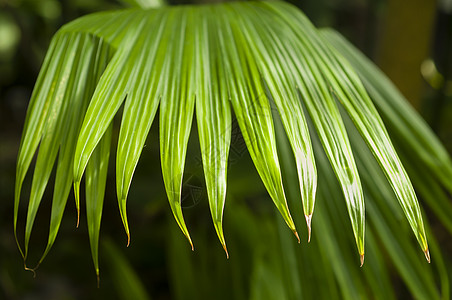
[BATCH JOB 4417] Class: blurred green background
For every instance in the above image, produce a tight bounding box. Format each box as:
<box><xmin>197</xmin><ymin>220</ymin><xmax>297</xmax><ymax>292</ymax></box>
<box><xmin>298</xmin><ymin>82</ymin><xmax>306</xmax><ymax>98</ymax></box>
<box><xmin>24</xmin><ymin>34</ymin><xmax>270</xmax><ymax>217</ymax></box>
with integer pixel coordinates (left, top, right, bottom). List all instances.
<box><xmin>1</xmin><ymin>0</ymin><xmax>452</xmax><ymax>299</ymax></box>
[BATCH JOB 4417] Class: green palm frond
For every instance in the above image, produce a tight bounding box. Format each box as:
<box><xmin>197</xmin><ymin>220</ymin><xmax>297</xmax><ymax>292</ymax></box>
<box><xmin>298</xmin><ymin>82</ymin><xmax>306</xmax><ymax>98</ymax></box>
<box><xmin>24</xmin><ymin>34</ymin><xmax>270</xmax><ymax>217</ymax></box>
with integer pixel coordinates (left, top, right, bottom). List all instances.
<box><xmin>166</xmin><ymin>28</ymin><xmax>452</xmax><ymax>300</ymax></box>
<box><xmin>15</xmin><ymin>1</ymin><xmax>434</xmax><ymax>276</ymax></box>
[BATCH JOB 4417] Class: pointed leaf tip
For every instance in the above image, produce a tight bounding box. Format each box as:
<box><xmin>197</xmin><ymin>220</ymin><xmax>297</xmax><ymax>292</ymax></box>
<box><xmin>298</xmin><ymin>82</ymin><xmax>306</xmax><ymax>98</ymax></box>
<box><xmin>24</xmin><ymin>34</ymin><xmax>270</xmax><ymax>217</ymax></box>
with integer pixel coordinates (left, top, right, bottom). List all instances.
<box><xmin>424</xmin><ymin>249</ymin><xmax>431</xmax><ymax>263</ymax></box>
<box><xmin>223</xmin><ymin>244</ymin><xmax>229</xmax><ymax>259</ymax></box>
<box><xmin>185</xmin><ymin>232</ymin><xmax>194</xmax><ymax>251</ymax></box>
<box><xmin>126</xmin><ymin>232</ymin><xmax>130</xmax><ymax>247</ymax></box>
<box><xmin>214</xmin><ymin>226</ymin><xmax>229</xmax><ymax>258</ymax></box>
<box><xmin>74</xmin><ymin>181</ymin><xmax>81</xmax><ymax>228</ymax></box>
<box><xmin>293</xmin><ymin>230</ymin><xmax>300</xmax><ymax>244</ymax></box>
<box><xmin>360</xmin><ymin>253</ymin><xmax>364</xmax><ymax>267</ymax></box>
<box><xmin>305</xmin><ymin>214</ymin><xmax>312</xmax><ymax>243</ymax></box>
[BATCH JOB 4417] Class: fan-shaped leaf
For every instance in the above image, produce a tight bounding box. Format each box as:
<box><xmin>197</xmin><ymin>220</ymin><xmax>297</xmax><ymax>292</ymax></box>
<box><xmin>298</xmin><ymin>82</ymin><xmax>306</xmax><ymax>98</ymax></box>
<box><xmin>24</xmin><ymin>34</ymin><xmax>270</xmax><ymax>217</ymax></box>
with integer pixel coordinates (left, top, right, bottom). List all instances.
<box><xmin>15</xmin><ymin>2</ymin><xmax>436</xmax><ymax>275</ymax></box>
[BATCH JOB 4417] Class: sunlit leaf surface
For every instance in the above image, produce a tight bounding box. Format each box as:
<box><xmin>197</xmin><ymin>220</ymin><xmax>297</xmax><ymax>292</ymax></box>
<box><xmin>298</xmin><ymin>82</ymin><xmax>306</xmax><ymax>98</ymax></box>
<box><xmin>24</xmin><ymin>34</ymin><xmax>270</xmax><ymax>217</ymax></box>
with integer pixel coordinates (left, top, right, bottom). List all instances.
<box><xmin>15</xmin><ymin>1</ymin><xmax>437</xmax><ymax>278</ymax></box>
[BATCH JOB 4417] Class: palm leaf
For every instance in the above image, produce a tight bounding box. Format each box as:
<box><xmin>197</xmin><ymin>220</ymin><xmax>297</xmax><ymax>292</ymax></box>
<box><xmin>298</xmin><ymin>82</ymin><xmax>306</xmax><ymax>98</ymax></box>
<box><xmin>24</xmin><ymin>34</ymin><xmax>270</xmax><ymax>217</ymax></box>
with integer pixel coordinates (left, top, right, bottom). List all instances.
<box><xmin>194</xmin><ymin>7</ymin><xmax>232</xmax><ymax>254</ymax></box>
<box><xmin>15</xmin><ymin>1</ymin><xmax>436</xmax><ymax>275</ymax></box>
<box><xmin>115</xmin><ymin>10</ymin><xmax>167</xmax><ymax>245</ymax></box>
<box><xmin>158</xmin><ymin>7</ymin><xmax>198</xmax><ymax>248</ymax></box>
<box><xmin>86</xmin><ymin>124</ymin><xmax>113</xmax><ymax>281</ymax></box>
<box><xmin>232</xmin><ymin>4</ymin><xmax>317</xmax><ymax>241</ymax></box>
<box><xmin>162</xmin><ymin>27</ymin><xmax>452</xmax><ymax>300</ymax></box>
<box><xmin>322</xmin><ymin>28</ymin><xmax>452</xmax><ymax>236</ymax></box>
<box><xmin>217</xmin><ymin>5</ymin><xmax>298</xmax><ymax>241</ymax></box>
<box><xmin>251</xmin><ymin>3</ymin><xmax>366</xmax><ymax>257</ymax></box>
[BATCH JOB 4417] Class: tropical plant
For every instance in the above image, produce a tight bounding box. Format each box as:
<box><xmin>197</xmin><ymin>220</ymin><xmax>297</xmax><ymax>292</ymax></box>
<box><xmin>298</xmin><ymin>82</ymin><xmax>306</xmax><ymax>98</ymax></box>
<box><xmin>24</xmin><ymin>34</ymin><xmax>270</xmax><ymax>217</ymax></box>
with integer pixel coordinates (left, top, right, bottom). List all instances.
<box><xmin>13</xmin><ymin>0</ymin><xmax>452</xmax><ymax>298</ymax></box>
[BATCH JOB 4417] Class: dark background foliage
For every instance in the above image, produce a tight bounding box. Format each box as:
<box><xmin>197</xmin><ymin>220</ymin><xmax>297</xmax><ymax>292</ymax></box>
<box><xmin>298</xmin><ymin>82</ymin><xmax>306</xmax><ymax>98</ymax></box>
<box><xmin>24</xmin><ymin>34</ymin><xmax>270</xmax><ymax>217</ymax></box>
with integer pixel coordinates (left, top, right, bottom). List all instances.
<box><xmin>0</xmin><ymin>0</ymin><xmax>451</xmax><ymax>299</ymax></box>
